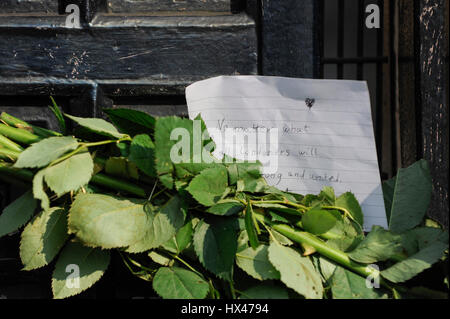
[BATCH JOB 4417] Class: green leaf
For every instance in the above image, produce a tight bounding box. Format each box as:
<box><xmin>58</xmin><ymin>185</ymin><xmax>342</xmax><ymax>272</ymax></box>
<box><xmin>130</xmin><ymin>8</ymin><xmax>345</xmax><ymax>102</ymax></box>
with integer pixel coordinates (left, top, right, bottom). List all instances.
<box><xmin>128</xmin><ymin>134</ymin><xmax>156</xmax><ymax>177</ymax></box>
<box><xmin>52</xmin><ymin>241</ymin><xmax>110</xmax><ymax>299</ymax></box>
<box><xmin>126</xmin><ymin>195</ymin><xmax>186</xmax><ymax>253</ymax></box>
<box><xmin>64</xmin><ymin>113</ymin><xmax>125</xmax><ymax>139</ymax></box>
<box><xmin>49</xmin><ymin>97</ymin><xmax>66</xmax><ymax>134</ymax></box>
<box><xmin>269</xmin><ymin>211</ymin><xmax>291</xmax><ymax>223</ymax></box>
<box><xmin>403</xmin><ymin>227</ymin><xmax>449</xmax><ymax>252</ymax></box>
<box><xmin>148</xmin><ymin>251</ymin><xmax>172</xmax><ymax>266</ymax></box>
<box><xmin>244</xmin><ymin>203</ymin><xmax>259</xmax><ymax>249</ymax></box>
<box><xmin>14</xmin><ymin>136</ymin><xmax>79</xmax><ymax>169</ymax></box>
<box><xmin>174</xmin><ymin>162</ymin><xmax>217</xmax><ymax>180</ymax></box>
<box><xmin>153</xmin><ymin>267</ymin><xmax>209</xmax><ymax>299</ymax></box>
<box><xmin>348</xmin><ymin>226</ymin><xmax>402</xmax><ymax>264</ymax></box>
<box><xmin>318</xmin><ymin>257</ymin><xmax>337</xmax><ymax>283</ymax></box>
<box><xmin>44</xmin><ymin>152</ymin><xmax>94</xmax><ymax>196</ymax></box>
<box><xmin>301</xmin><ymin>209</ymin><xmax>339</xmax><ymax>235</ymax></box>
<box><xmin>68</xmin><ymin>194</ymin><xmax>148</xmax><ymax>249</ymax></box>
<box><xmin>268</xmin><ymin>242</ymin><xmax>323</xmax><ymax>299</ymax></box>
<box><xmin>239</xmin><ymin>283</ymin><xmax>289</xmax><ymax>299</ymax></box>
<box><xmin>381</xmin><ymin>235</ymin><xmax>448</xmax><ymax>283</ymax></box>
<box><xmin>236</xmin><ymin>245</ymin><xmax>280</xmax><ymax>281</ymax></box>
<box><xmin>384</xmin><ymin>159</ymin><xmax>432</xmax><ymax>233</ymax></box>
<box><xmin>154</xmin><ymin>116</ymin><xmax>196</xmax><ymax>189</ymax></box>
<box><xmin>20</xmin><ymin>207</ymin><xmax>69</xmax><ymax>270</ymax></box>
<box><xmin>335</xmin><ymin>192</ymin><xmax>364</xmax><ymax>226</ymax></box>
<box><xmin>382</xmin><ymin>177</ymin><xmax>395</xmax><ymax>222</ymax></box>
<box><xmin>187</xmin><ymin>166</ymin><xmax>228</xmax><ymax>206</ymax></box>
<box><xmin>330</xmin><ymin>266</ymin><xmax>388</xmax><ymax>299</ymax></box>
<box><xmin>105</xmin><ymin>157</ymin><xmax>139</xmax><ymax>180</ymax></box>
<box><xmin>227</xmin><ymin>162</ymin><xmax>268</xmax><ymax>192</ymax></box>
<box><xmin>103</xmin><ymin>108</ymin><xmax>155</xmax><ymax>136</ymax></box>
<box><xmin>193</xmin><ymin>218</ymin><xmax>238</xmax><ymax>281</ymax></box>
<box><xmin>271</xmin><ymin>229</ymin><xmax>294</xmax><ymax>246</ymax></box>
<box><xmin>162</xmin><ymin>219</ymin><xmax>194</xmax><ymax>254</ymax></box>
<box><xmin>0</xmin><ymin>190</ymin><xmax>37</xmax><ymax>238</ymax></box>
<box><xmin>206</xmin><ymin>200</ymin><xmax>244</xmax><ymax>216</ymax></box>
<box><xmin>319</xmin><ymin>186</ymin><xmax>336</xmax><ymax>205</ymax></box>
<box><xmin>116</xmin><ymin>142</ymin><xmax>130</xmax><ymax>157</ymax></box>
<box><xmin>33</xmin><ymin>169</ymin><xmax>50</xmax><ymax>212</ymax></box>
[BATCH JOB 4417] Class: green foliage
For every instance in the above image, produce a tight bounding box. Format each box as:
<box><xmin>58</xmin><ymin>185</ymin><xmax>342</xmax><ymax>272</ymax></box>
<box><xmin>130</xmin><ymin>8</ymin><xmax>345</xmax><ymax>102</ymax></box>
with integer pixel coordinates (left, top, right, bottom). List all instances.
<box><xmin>128</xmin><ymin>134</ymin><xmax>156</xmax><ymax>177</ymax></box>
<box><xmin>32</xmin><ymin>169</ymin><xmax>50</xmax><ymax>211</ymax></box>
<box><xmin>193</xmin><ymin>218</ymin><xmax>238</xmax><ymax>281</ymax></box>
<box><xmin>105</xmin><ymin>156</ymin><xmax>139</xmax><ymax>180</ymax></box>
<box><xmin>65</xmin><ymin>113</ymin><xmax>126</xmax><ymax>139</ymax></box>
<box><xmin>0</xmin><ymin>111</ymin><xmax>447</xmax><ymax>300</ymax></box>
<box><xmin>0</xmin><ymin>190</ymin><xmax>37</xmax><ymax>238</ymax></box>
<box><xmin>348</xmin><ymin>226</ymin><xmax>402</xmax><ymax>263</ymax></box>
<box><xmin>153</xmin><ymin>267</ymin><xmax>209</xmax><ymax>299</ymax></box>
<box><xmin>381</xmin><ymin>229</ymin><xmax>448</xmax><ymax>283</ymax></box>
<box><xmin>103</xmin><ymin>108</ymin><xmax>155</xmax><ymax>136</ymax></box>
<box><xmin>302</xmin><ymin>209</ymin><xmax>339</xmax><ymax>235</ymax></box>
<box><xmin>14</xmin><ymin>136</ymin><xmax>78</xmax><ymax>168</ymax></box>
<box><xmin>335</xmin><ymin>192</ymin><xmax>364</xmax><ymax>226</ymax></box>
<box><xmin>187</xmin><ymin>166</ymin><xmax>229</xmax><ymax>206</ymax></box>
<box><xmin>49</xmin><ymin>97</ymin><xmax>66</xmax><ymax>134</ymax></box>
<box><xmin>44</xmin><ymin>152</ymin><xmax>94</xmax><ymax>196</ymax></box>
<box><xmin>383</xmin><ymin>159</ymin><xmax>432</xmax><ymax>233</ymax></box>
<box><xmin>268</xmin><ymin>242</ymin><xmax>323</xmax><ymax>299</ymax></box>
<box><xmin>206</xmin><ymin>200</ymin><xmax>244</xmax><ymax>216</ymax></box>
<box><xmin>161</xmin><ymin>218</ymin><xmax>194</xmax><ymax>254</ymax></box>
<box><xmin>126</xmin><ymin>196</ymin><xmax>186</xmax><ymax>253</ymax></box>
<box><xmin>154</xmin><ymin>116</ymin><xmax>194</xmax><ymax>189</ymax></box>
<box><xmin>20</xmin><ymin>207</ymin><xmax>69</xmax><ymax>270</ymax></box>
<box><xmin>330</xmin><ymin>265</ymin><xmax>388</xmax><ymax>299</ymax></box>
<box><xmin>236</xmin><ymin>245</ymin><xmax>280</xmax><ymax>280</ymax></box>
<box><xmin>68</xmin><ymin>193</ymin><xmax>148</xmax><ymax>249</ymax></box>
<box><xmin>52</xmin><ymin>240</ymin><xmax>110</xmax><ymax>299</ymax></box>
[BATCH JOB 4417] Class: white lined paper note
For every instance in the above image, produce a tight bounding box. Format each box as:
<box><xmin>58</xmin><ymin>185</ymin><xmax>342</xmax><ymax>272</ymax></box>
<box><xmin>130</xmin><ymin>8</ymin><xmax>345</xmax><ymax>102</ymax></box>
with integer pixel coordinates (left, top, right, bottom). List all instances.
<box><xmin>185</xmin><ymin>75</ymin><xmax>387</xmax><ymax>230</ymax></box>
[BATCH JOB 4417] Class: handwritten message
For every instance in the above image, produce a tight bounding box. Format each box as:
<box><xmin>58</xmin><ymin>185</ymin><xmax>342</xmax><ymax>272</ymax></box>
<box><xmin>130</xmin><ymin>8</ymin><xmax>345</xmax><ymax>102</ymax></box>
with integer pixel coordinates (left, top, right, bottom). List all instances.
<box><xmin>185</xmin><ymin>76</ymin><xmax>387</xmax><ymax>230</ymax></box>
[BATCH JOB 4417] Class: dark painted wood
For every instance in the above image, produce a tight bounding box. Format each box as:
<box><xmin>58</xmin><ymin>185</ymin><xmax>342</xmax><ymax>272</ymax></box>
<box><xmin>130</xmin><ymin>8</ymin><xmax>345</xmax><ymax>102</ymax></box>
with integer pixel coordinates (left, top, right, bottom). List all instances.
<box><xmin>107</xmin><ymin>0</ymin><xmax>234</xmax><ymax>13</ymax></box>
<box><xmin>0</xmin><ymin>14</ymin><xmax>257</xmax><ymax>82</ymax></box>
<box><xmin>416</xmin><ymin>0</ymin><xmax>449</xmax><ymax>228</ymax></box>
<box><xmin>398</xmin><ymin>0</ymin><xmax>418</xmax><ymax>167</ymax></box>
<box><xmin>0</xmin><ymin>0</ymin><xmax>57</xmax><ymax>13</ymax></box>
<box><xmin>260</xmin><ymin>0</ymin><xmax>318</xmax><ymax>78</ymax></box>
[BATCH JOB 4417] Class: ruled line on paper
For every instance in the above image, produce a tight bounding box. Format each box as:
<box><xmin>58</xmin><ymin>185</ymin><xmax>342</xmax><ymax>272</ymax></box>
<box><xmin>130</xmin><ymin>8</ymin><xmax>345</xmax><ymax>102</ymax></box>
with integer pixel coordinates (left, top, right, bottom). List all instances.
<box><xmin>203</xmin><ymin>118</ymin><xmax>375</xmax><ymax>127</ymax></box>
<box><xmin>185</xmin><ymin>76</ymin><xmax>388</xmax><ymax>230</ymax></box>
<box><xmin>191</xmin><ymin>107</ymin><xmax>372</xmax><ymax>115</ymax></box>
<box><xmin>188</xmin><ymin>96</ymin><xmax>372</xmax><ymax>104</ymax></box>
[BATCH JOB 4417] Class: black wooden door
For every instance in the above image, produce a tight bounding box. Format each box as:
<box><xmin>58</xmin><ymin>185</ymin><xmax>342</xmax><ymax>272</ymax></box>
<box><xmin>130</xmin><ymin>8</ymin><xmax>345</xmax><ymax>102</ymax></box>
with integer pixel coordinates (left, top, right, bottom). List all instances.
<box><xmin>0</xmin><ymin>0</ymin><xmax>320</xmax><ymax>298</ymax></box>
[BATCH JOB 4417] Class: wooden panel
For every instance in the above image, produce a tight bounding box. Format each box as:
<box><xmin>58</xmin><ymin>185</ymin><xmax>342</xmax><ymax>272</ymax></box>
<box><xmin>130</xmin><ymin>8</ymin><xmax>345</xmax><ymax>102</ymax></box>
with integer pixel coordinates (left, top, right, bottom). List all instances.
<box><xmin>107</xmin><ymin>0</ymin><xmax>234</xmax><ymax>13</ymax></box>
<box><xmin>0</xmin><ymin>14</ymin><xmax>257</xmax><ymax>84</ymax></box>
<box><xmin>0</xmin><ymin>0</ymin><xmax>57</xmax><ymax>13</ymax></box>
<box><xmin>417</xmin><ymin>0</ymin><xmax>449</xmax><ymax>228</ymax></box>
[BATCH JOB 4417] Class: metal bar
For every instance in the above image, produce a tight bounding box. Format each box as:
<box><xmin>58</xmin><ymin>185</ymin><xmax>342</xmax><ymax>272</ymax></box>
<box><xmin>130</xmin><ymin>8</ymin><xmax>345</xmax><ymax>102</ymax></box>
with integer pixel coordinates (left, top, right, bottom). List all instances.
<box><xmin>356</xmin><ymin>0</ymin><xmax>364</xmax><ymax>80</ymax></box>
<box><xmin>315</xmin><ymin>0</ymin><xmax>325</xmax><ymax>78</ymax></box>
<box><xmin>375</xmin><ymin>0</ymin><xmax>384</xmax><ymax>169</ymax></box>
<box><xmin>337</xmin><ymin>0</ymin><xmax>344</xmax><ymax>79</ymax></box>
<box><xmin>389</xmin><ymin>0</ymin><xmax>398</xmax><ymax>176</ymax></box>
